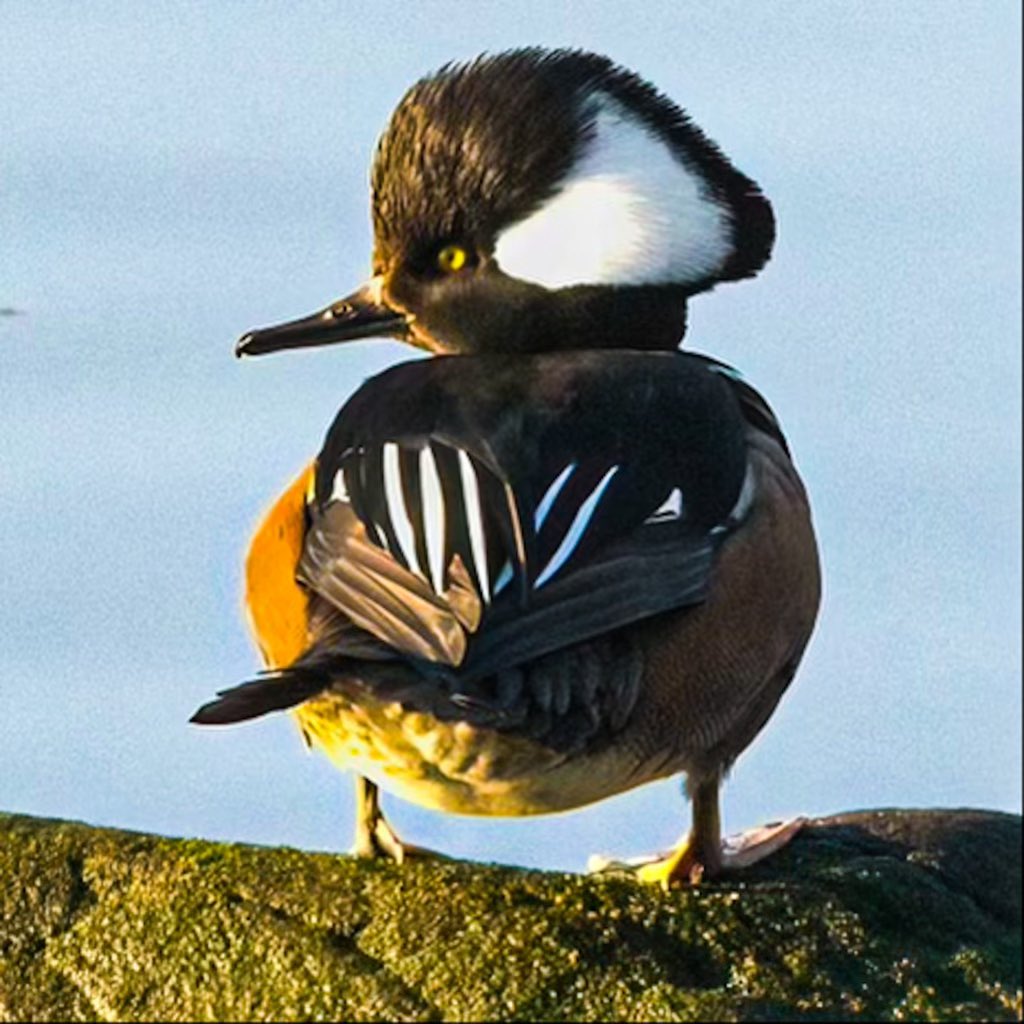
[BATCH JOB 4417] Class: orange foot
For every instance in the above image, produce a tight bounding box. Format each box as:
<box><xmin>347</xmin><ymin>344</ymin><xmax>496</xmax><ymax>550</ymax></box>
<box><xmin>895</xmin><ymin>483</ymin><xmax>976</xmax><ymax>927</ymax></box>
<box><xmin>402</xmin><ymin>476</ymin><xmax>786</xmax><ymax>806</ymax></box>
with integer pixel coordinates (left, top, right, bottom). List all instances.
<box><xmin>588</xmin><ymin>817</ymin><xmax>806</xmax><ymax>889</ymax></box>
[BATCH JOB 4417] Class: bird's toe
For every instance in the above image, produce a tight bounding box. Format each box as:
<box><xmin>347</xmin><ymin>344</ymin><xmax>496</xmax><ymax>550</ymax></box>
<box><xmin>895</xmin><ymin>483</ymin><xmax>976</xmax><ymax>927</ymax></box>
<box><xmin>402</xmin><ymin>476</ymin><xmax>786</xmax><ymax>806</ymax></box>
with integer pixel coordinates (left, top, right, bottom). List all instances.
<box><xmin>351</xmin><ymin>815</ymin><xmax>450</xmax><ymax>865</ymax></box>
<box><xmin>719</xmin><ymin>816</ymin><xmax>806</xmax><ymax>870</ymax></box>
<box><xmin>588</xmin><ymin>836</ymin><xmax>710</xmax><ymax>889</ymax></box>
<box><xmin>588</xmin><ymin>816</ymin><xmax>805</xmax><ymax>889</ymax></box>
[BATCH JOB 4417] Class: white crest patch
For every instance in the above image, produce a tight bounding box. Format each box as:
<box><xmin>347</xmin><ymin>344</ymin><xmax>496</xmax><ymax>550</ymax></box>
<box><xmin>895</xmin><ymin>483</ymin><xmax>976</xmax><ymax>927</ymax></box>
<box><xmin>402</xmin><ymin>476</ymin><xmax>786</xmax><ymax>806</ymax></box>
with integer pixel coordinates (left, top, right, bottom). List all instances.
<box><xmin>493</xmin><ymin>95</ymin><xmax>733</xmax><ymax>290</ymax></box>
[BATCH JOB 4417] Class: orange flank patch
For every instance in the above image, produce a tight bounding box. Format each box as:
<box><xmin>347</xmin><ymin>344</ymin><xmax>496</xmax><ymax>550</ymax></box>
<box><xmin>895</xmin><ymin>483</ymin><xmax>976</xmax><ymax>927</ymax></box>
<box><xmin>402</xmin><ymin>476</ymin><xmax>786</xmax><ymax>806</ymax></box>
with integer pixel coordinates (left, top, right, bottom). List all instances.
<box><xmin>243</xmin><ymin>463</ymin><xmax>315</xmax><ymax>669</ymax></box>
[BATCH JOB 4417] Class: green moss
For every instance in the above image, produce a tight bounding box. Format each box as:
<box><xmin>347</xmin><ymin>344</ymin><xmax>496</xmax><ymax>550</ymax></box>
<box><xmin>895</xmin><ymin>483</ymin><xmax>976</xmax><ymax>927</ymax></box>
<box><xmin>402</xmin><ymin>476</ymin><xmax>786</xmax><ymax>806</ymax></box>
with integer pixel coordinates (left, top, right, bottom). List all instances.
<box><xmin>0</xmin><ymin>809</ymin><xmax>1019</xmax><ymax>1021</ymax></box>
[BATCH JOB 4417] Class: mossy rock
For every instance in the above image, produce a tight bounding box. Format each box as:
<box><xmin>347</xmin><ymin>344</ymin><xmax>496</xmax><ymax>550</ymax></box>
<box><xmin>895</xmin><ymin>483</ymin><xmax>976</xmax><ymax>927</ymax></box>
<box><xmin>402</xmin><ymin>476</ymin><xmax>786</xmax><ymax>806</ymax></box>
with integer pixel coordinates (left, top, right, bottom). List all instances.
<box><xmin>0</xmin><ymin>808</ymin><xmax>1020</xmax><ymax>1021</ymax></box>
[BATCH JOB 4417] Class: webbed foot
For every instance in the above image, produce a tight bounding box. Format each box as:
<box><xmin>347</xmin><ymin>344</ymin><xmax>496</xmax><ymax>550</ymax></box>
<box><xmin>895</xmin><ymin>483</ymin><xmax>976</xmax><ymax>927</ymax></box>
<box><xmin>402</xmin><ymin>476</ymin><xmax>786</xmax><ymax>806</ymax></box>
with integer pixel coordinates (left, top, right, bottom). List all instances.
<box><xmin>351</xmin><ymin>775</ymin><xmax>449</xmax><ymax>864</ymax></box>
<box><xmin>588</xmin><ymin>817</ymin><xmax>805</xmax><ymax>888</ymax></box>
<box><xmin>587</xmin><ymin>773</ymin><xmax>805</xmax><ymax>889</ymax></box>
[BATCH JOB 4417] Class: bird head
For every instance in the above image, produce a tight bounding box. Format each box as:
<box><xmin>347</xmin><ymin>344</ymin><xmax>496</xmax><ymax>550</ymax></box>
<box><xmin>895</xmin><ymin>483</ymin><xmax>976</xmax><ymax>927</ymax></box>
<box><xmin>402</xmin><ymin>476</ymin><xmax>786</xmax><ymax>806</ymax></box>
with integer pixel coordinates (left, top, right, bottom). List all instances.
<box><xmin>237</xmin><ymin>48</ymin><xmax>773</xmax><ymax>358</ymax></box>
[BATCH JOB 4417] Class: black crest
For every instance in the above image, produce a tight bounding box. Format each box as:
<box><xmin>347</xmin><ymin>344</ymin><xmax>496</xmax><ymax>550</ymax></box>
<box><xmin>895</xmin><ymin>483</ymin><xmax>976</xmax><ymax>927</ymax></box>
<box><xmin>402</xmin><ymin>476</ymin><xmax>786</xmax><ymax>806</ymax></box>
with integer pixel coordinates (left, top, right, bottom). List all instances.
<box><xmin>371</xmin><ymin>48</ymin><xmax>774</xmax><ymax>287</ymax></box>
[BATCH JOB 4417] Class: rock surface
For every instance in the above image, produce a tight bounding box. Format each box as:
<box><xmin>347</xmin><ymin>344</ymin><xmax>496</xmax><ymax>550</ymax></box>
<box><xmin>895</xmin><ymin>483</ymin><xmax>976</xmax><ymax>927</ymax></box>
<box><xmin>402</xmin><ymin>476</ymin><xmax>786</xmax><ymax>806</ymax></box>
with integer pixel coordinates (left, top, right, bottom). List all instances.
<box><xmin>0</xmin><ymin>808</ymin><xmax>1020</xmax><ymax>1021</ymax></box>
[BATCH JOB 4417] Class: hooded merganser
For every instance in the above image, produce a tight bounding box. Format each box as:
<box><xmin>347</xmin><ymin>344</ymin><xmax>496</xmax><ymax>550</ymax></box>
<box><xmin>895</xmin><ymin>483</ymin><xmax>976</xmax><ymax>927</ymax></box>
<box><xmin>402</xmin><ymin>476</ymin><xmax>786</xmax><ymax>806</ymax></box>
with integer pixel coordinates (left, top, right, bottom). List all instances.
<box><xmin>192</xmin><ymin>48</ymin><xmax>820</xmax><ymax>886</ymax></box>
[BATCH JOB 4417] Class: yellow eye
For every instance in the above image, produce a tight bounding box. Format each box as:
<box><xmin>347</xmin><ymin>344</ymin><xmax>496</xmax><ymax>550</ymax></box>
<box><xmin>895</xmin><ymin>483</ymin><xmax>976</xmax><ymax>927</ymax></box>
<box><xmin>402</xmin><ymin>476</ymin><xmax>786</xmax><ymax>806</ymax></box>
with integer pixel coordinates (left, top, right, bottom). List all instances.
<box><xmin>437</xmin><ymin>244</ymin><xmax>469</xmax><ymax>273</ymax></box>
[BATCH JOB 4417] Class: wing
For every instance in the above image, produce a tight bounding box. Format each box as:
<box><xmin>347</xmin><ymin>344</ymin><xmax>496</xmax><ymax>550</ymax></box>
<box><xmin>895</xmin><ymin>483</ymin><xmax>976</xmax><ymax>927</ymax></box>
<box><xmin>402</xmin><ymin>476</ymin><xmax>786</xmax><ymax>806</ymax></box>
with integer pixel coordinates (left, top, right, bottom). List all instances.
<box><xmin>296</xmin><ymin>350</ymin><xmax>752</xmax><ymax>681</ymax></box>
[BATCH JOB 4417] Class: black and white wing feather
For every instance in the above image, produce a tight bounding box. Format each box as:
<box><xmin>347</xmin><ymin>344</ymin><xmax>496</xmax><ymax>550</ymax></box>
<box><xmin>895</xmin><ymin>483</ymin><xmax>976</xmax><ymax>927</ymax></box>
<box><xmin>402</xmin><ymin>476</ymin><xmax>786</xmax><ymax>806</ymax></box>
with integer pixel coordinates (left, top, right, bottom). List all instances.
<box><xmin>297</xmin><ymin>350</ymin><xmax>753</xmax><ymax>681</ymax></box>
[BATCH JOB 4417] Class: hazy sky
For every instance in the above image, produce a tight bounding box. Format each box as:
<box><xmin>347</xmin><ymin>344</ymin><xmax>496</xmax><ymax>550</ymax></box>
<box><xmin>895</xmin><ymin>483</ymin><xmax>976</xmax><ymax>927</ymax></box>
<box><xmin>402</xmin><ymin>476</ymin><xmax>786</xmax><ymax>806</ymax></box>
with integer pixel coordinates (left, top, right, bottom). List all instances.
<box><xmin>1</xmin><ymin>1</ymin><xmax>1020</xmax><ymax>871</ymax></box>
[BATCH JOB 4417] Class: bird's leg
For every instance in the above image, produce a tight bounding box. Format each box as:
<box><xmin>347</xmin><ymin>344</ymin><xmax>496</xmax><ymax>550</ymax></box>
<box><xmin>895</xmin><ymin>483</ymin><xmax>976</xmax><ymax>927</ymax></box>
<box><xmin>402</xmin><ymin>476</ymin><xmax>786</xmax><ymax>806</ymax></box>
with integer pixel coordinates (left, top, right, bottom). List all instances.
<box><xmin>351</xmin><ymin>775</ymin><xmax>406</xmax><ymax>861</ymax></box>
<box><xmin>635</xmin><ymin>775</ymin><xmax>724</xmax><ymax>888</ymax></box>
<box><xmin>588</xmin><ymin>774</ymin><xmax>805</xmax><ymax>889</ymax></box>
<box><xmin>350</xmin><ymin>775</ymin><xmax>447</xmax><ymax>864</ymax></box>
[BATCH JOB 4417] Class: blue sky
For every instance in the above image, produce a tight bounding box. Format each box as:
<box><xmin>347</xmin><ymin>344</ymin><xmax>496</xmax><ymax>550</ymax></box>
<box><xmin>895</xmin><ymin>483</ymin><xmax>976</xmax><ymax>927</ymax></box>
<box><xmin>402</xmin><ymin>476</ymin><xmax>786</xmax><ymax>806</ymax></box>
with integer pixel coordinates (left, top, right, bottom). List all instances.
<box><xmin>1</xmin><ymin>1</ymin><xmax>1020</xmax><ymax>870</ymax></box>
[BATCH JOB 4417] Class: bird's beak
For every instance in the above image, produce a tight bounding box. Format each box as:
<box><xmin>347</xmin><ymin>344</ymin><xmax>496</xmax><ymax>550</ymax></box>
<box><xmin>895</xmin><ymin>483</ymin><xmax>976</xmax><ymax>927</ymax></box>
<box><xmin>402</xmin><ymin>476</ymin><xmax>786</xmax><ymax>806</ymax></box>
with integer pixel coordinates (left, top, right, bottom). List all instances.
<box><xmin>234</xmin><ymin>278</ymin><xmax>409</xmax><ymax>358</ymax></box>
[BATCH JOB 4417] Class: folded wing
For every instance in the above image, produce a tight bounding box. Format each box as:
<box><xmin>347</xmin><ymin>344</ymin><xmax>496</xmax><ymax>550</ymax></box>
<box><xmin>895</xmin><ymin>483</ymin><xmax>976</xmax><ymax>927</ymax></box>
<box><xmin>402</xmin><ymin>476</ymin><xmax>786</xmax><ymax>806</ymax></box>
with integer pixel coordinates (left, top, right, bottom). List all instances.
<box><xmin>299</xmin><ymin>351</ymin><xmax>752</xmax><ymax>681</ymax></box>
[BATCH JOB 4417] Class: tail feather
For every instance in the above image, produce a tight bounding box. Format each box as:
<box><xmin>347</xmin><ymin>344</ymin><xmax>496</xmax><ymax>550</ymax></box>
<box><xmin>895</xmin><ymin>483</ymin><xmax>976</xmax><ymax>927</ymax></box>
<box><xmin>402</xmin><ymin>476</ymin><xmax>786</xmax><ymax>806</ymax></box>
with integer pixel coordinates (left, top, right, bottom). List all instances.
<box><xmin>190</xmin><ymin>670</ymin><xmax>329</xmax><ymax>726</ymax></box>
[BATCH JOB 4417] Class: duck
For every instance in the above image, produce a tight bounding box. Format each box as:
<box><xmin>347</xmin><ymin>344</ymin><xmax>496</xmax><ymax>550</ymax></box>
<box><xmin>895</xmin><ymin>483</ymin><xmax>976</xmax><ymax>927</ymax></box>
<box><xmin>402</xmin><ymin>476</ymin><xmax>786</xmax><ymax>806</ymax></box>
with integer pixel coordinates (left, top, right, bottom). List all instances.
<box><xmin>192</xmin><ymin>47</ymin><xmax>821</xmax><ymax>886</ymax></box>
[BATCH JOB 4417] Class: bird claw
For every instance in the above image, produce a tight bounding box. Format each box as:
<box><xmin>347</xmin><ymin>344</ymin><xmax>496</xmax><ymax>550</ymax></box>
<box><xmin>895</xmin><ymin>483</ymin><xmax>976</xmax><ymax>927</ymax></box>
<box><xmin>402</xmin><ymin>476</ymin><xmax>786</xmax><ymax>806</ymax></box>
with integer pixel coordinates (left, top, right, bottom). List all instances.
<box><xmin>588</xmin><ymin>816</ymin><xmax>806</xmax><ymax>889</ymax></box>
<box><xmin>587</xmin><ymin>841</ymin><xmax>707</xmax><ymax>889</ymax></box>
<box><xmin>351</xmin><ymin>815</ymin><xmax>448</xmax><ymax>865</ymax></box>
